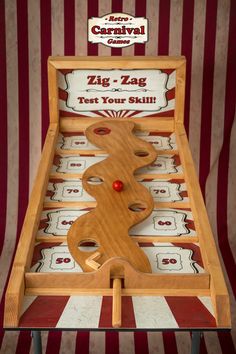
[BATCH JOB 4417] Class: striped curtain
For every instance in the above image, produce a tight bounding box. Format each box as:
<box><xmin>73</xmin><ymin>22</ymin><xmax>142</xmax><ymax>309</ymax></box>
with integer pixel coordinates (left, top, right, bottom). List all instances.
<box><xmin>0</xmin><ymin>0</ymin><xmax>235</xmax><ymax>353</ymax></box>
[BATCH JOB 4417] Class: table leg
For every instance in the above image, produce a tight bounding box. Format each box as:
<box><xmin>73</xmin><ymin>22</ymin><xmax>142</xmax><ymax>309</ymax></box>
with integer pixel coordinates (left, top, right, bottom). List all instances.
<box><xmin>31</xmin><ymin>331</ymin><xmax>42</xmax><ymax>354</ymax></box>
<box><xmin>191</xmin><ymin>331</ymin><xmax>202</xmax><ymax>354</ymax></box>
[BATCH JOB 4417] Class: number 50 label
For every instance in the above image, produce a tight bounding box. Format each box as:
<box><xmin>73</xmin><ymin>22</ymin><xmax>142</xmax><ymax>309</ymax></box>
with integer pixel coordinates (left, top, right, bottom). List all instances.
<box><xmin>156</xmin><ymin>253</ymin><xmax>182</xmax><ymax>271</ymax></box>
<box><xmin>51</xmin><ymin>252</ymin><xmax>74</xmax><ymax>270</ymax></box>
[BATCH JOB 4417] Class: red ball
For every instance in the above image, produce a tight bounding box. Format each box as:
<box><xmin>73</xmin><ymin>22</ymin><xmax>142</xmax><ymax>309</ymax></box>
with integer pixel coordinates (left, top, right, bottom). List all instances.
<box><xmin>112</xmin><ymin>180</ymin><xmax>124</xmax><ymax>192</ymax></box>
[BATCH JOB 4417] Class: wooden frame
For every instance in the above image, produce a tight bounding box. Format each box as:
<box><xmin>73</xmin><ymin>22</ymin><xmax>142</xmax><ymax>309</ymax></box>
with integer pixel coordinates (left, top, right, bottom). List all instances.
<box><xmin>4</xmin><ymin>56</ymin><xmax>231</xmax><ymax>329</ymax></box>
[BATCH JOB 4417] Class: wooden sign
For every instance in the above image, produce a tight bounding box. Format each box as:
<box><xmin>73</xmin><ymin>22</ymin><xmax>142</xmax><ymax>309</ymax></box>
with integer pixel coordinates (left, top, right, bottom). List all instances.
<box><xmin>59</xmin><ymin>68</ymin><xmax>175</xmax><ymax>118</ymax></box>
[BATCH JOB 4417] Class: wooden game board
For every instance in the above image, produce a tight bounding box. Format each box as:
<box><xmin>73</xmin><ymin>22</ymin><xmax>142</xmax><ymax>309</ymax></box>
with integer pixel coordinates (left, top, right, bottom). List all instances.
<box><xmin>4</xmin><ymin>57</ymin><xmax>231</xmax><ymax>330</ymax></box>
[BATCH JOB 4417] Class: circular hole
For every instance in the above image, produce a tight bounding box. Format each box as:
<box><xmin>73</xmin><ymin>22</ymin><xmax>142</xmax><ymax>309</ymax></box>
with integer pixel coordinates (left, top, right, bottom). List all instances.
<box><xmin>78</xmin><ymin>239</ymin><xmax>99</xmax><ymax>252</ymax></box>
<box><xmin>134</xmin><ymin>150</ymin><xmax>149</xmax><ymax>157</ymax></box>
<box><xmin>128</xmin><ymin>202</ymin><xmax>147</xmax><ymax>212</ymax></box>
<box><xmin>93</xmin><ymin>127</ymin><xmax>111</xmax><ymax>135</ymax></box>
<box><xmin>87</xmin><ymin>176</ymin><xmax>104</xmax><ymax>185</ymax></box>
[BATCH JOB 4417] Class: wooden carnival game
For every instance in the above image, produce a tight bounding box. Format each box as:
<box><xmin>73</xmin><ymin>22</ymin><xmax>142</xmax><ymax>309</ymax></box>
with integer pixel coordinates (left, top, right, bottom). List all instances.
<box><xmin>4</xmin><ymin>57</ymin><xmax>231</xmax><ymax>333</ymax></box>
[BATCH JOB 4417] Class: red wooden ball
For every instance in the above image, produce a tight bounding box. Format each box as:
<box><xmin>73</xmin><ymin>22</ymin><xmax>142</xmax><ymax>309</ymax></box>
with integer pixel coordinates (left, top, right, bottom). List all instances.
<box><xmin>112</xmin><ymin>180</ymin><xmax>124</xmax><ymax>192</ymax></box>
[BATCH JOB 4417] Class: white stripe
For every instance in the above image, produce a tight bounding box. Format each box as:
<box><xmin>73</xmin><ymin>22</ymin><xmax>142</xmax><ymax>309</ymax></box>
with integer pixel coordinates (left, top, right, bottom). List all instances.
<box><xmin>0</xmin><ymin>331</ymin><xmax>20</xmax><ymax>354</ymax></box>
<box><xmin>188</xmin><ymin>0</ymin><xmax>206</xmax><ymax>176</ymax></box>
<box><xmin>0</xmin><ymin>0</ymin><xmax>19</xmax><ymax>301</ymax></box>
<box><xmin>122</xmin><ymin>0</ymin><xmax>135</xmax><ymax>56</ymax></box>
<box><xmin>75</xmin><ymin>0</ymin><xmax>87</xmax><ymax>55</ymax></box>
<box><xmin>147</xmin><ymin>332</ymin><xmax>165</xmax><ymax>353</ymax></box>
<box><xmin>198</xmin><ymin>296</ymin><xmax>215</xmax><ymax>317</ymax></box>
<box><xmin>51</xmin><ymin>0</ymin><xmax>64</xmax><ymax>55</ymax></box>
<box><xmin>20</xmin><ymin>296</ymin><xmax>37</xmax><ymax>316</ymax></box>
<box><xmin>146</xmin><ymin>0</ymin><xmax>159</xmax><ymax>55</ymax></box>
<box><xmin>58</xmin><ymin>71</ymin><xmax>67</xmax><ymax>90</ymax></box>
<box><xmin>28</xmin><ymin>0</ymin><xmax>42</xmax><ymax>193</ymax></box>
<box><xmin>204</xmin><ymin>332</ymin><xmax>223</xmax><ymax>354</ymax></box>
<box><xmin>227</xmin><ymin>114</ymin><xmax>236</xmax><ymax>263</ymax></box>
<box><xmin>119</xmin><ymin>332</ymin><xmax>135</xmax><ymax>354</ymax></box>
<box><xmin>166</xmin><ymin>71</ymin><xmax>176</xmax><ymax>90</ymax></box>
<box><xmin>169</xmin><ymin>0</ymin><xmax>183</xmax><ymax>55</ymax></box>
<box><xmin>89</xmin><ymin>332</ymin><xmax>106</xmax><ymax>354</ymax></box>
<box><xmin>210</xmin><ymin>0</ymin><xmax>230</xmax><ymax>168</ymax></box>
<box><xmin>175</xmin><ymin>332</ymin><xmax>191</xmax><ymax>354</ymax></box>
<box><xmin>98</xmin><ymin>0</ymin><xmax>111</xmax><ymax>56</ymax></box>
<box><xmin>60</xmin><ymin>331</ymin><xmax>77</xmax><ymax>354</ymax></box>
<box><xmin>206</xmin><ymin>0</ymin><xmax>230</xmax><ymax>248</ymax></box>
<box><xmin>40</xmin><ymin>331</ymin><xmax>49</xmax><ymax>354</ymax></box>
<box><xmin>56</xmin><ymin>296</ymin><xmax>102</xmax><ymax>328</ymax></box>
<box><xmin>132</xmin><ymin>296</ymin><xmax>179</xmax><ymax>328</ymax></box>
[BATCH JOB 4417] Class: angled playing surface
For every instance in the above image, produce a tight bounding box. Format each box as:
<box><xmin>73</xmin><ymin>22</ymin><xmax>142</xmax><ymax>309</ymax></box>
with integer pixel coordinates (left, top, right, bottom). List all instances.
<box><xmin>4</xmin><ymin>57</ymin><xmax>231</xmax><ymax>330</ymax></box>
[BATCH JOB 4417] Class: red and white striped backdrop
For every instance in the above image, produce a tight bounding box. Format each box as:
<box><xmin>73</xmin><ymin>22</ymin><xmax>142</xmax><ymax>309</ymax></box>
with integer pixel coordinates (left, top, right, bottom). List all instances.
<box><xmin>0</xmin><ymin>0</ymin><xmax>235</xmax><ymax>353</ymax></box>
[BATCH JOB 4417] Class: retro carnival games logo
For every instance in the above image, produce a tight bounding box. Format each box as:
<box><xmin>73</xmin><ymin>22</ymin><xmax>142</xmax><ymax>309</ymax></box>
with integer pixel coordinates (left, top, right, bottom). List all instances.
<box><xmin>88</xmin><ymin>13</ymin><xmax>148</xmax><ymax>48</ymax></box>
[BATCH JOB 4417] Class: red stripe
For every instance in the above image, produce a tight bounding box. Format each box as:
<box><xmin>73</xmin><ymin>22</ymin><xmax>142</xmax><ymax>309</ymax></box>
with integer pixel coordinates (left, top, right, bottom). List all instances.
<box><xmin>0</xmin><ymin>0</ymin><xmax>7</xmax><ymax>256</ymax></box>
<box><xmin>134</xmin><ymin>332</ymin><xmax>149</xmax><ymax>354</ymax></box>
<box><xmin>31</xmin><ymin>242</ymin><xmax>62</xmax><ymax>267</ymax></box>
<box><xmin>106</xmin><ymin>332</ymin><xmax>119</xmax><ymax>354</ymax></box>
<box><xmin>217</xmin><ymin>0</ymin><xmax>236</xmax><ymax>298</ymax></box>
<box><xmin>181</xmin><ymin>0</ymin><xmax>194</xmax><ymax>137</ymax></box>
<box><xmin>16</xmin><ymin>0</ymin><xmax>29</xmax><ymax>242</ymax></box>
<box><xmin>45</xmin><ymin>331</ymin><xmax>62</xmax><ymax>354</ymax></box>
<box><xmin>40</xmin><ymin>0</ymin><xmax>52</xmax><ymax>144</ymax></box>
<box><xmin>59</xmin><ymin>87</ymin><xmax>68</xmax><ymax>101</ymax></box>
<box><xmin>199</xmin><ymin>335</ymin><xmax>208</xmax><ymax>354</ymax></box>
<box><xmin>158</xmin><ymin>0</ymin><xmax>170</xmax><ymax>55</ymax></box>
<box><xmin>218</xmin><ymin>331</ymin><xmax>236</xmax><ymax>354</ymax></box>
<box><xmin>99</xmin><ymin>296</ymin><xmax>112</xmax><ymax>327</ymax></box>
<box><xmin>162</xmin><ymin>332</ymin><xmax>178</xmax><ymax>354</ymax></box>
<box><xmin>166</xmin><ymin>87</ymin><xmax>175</xmax><ymax>101</ymax></box>
<box><xmin>15</xmin><ymin>331</ymin><xmax>32</xmax><ymax>354</ymax></box>
<box><xmin>199</xmin><ymin>0</ymin><xmax>217</xmax><ymax>197</ymax></box>
<box><xmin>165</xmin><ymin>296</ymin><xmax>216</xmax><ymax>327</ymax></box>
<box><xmin>162</xmin><ymin>69</ymin><xmax>175</xmax><ymax>75</ymax></box>
<box><xmin>59</xmin><ymin>69</ymin><xmax>74</xmax><ymax>75</ymax></box>
<box><xmin>75</xmin><ymin>331</ymin><xmax>90</xmax><ymax>354</ymax></box>
<box><xmin>98</xmin><ymin>296</ymin><xmax>136</xmax><ymax>328</ymax></box>
<box><xmin>134</xmin><ymin>0</ymin><xmax>146</xmax><ymax>56</ymax></box>
<box><xmin>122</xmin><ymin>296</ymin><xmax>136</xmax><ymax>327</ymax></box>
<box><xmin>104</xmin><ymin>109</ymin><xmax>113</xmax><ymax>118</ymax></box>
<box><xmin>20</xmin><ymin>296</ymin><xmax>69</xmax><ymax>327</ymax></box>
<box><xmin>87</xmin><ymin>0</ymin><xmax>98</xmax><ymax>55</ymax></box>
<box><xmin>172</xmin><ymin>243</ymin><xmax>204</xmax><ymax>269</ymax></box>
<box><xmin>64</xmin><ymin>0</ymin><xmax>75</xmax><ymax>55</ymax></box>
<box><xmin>111</xmin><ymin>0</ymin><xmax>122</xmax><ymax>56</ymax></box>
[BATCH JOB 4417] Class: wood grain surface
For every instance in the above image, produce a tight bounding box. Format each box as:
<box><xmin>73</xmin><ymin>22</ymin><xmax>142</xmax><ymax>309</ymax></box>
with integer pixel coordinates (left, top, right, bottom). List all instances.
<box><xmin>67</xmin><ymin>120</ymin><xmax>157</xmax><ymax>274</ymax></box>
